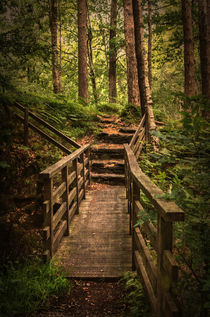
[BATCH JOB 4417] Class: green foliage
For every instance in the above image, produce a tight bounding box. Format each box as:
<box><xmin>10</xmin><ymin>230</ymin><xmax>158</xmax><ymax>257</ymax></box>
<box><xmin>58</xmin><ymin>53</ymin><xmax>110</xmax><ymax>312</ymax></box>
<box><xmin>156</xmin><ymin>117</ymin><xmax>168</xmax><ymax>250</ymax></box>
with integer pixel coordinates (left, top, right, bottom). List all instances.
<box><xmin>139</xmin><ymin>95</ymin><xmax>210</xmax><ymax>316</ymax></box>
<box><xmin>121</xmin><ymin>271</ymin><xmax>150</xmax><ymax>316</ymax></box>
<box><xmin>0</xmin><ymin>259</ymin><xmax>71</xmax><ymax>316</ymax></box>
<box><xmin>121</xmin><ymin>104</ymin><xmax>142</xmax><ymax>122</ymax></box>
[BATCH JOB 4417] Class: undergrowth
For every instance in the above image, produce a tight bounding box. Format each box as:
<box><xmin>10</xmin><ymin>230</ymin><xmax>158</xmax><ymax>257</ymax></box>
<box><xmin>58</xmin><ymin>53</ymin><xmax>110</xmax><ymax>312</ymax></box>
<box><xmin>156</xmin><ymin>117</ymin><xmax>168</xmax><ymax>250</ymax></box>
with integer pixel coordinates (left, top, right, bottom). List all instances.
<box><xmin>0</xmin><ymin>259</ymin><xmax>71</xmax><ymax>316</ymax></box>
<box><xmin>121</xmin><ymin>271</ymin><xmax>150</xmax><ymax>316</ymax></box>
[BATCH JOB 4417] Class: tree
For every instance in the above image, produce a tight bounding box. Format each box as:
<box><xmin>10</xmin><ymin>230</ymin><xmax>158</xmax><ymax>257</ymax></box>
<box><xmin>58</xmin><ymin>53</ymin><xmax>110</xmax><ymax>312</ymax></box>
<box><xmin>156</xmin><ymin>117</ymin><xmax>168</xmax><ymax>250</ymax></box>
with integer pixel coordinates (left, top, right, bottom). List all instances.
<box><xmin>132</xmin><ymin>0</ymin><xmax>157</xmax><ymax>136</ymax></box>
<box><xmin>78</xmin><ymin>0</ymin><xmax>88</xmax><ymax>102</ymax></box>
<box><xmin>182</xmin><ymin>0</ymin><xmax>197</xmax><ymax>96</ymax></box>
<box><xmin>147</xmin><ymin>0</ymin><xmax>152</xmax><ymax>90</ymax></box>
<box><xmin>109</xmin><ymin>0</ymin><xmax>117</xmax><ymax>103</ymax></box>
<box><xmin>49</xmin><ymin>0</ymin><xmax>61</xmax><ymax>94</ymax></box>
<box><xmin>198</xmin><ymin>0</ymin><xmax>210</xmax><ymax>101</ymax></box>
<box><xmin>123</xmin><ymin>0</ymin><xmax>140</xmax><ymax>106</ymax></box>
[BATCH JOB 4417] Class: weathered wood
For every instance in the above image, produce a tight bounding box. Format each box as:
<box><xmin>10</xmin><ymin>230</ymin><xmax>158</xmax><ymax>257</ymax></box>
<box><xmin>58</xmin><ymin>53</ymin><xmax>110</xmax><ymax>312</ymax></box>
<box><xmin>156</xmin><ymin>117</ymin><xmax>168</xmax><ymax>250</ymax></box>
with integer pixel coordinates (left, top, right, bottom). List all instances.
<box><xmin>15</xmin><ymin>113</ymin><xmax>71</xmax><ymax>155</ymax></box>
<box><xmin>53</xmin><ymin>220</ymin><xmax>67</xmax><ymax>254</ymax></box>
<box><xmin>134</xmin><ymin>250</ymin><xmax>157</xmax><ymax>312</ymax></box>
<box><xmin>130</xmin><ymin>113</ymin><xmax>146</xmax><ymax>148</ymax></box>
<box><xmin>53</xmin><ymin>201</ymin><xmax>66</xmax><ymax>230</ymax></box>
<box><xmin>15</xmin><ymin>102</ymin><xmax>80</xmax><ymax>148</ymax></box>
<box><xmin>163</xmin><ymin>250</ymin><xmax>178</xmax><ymax>284</ymax></box>
<box><xmin>54</xmin><ymin>187</ymin><xmax>132</xmax><ymax>278</ymax></box>
<box><xmin>40</xmin><ymin>144</ymin><xmax>90</xmax><ymax>178</ymax></box>
<box><xmin>134</xmin><ymin>227</ymin><xmax>157</xmax><ymax>292</ymax></box>
<box><xmin>124</xmin><ymin>144</ymin><xmax>184</xmax><ymax>222</ymax></box>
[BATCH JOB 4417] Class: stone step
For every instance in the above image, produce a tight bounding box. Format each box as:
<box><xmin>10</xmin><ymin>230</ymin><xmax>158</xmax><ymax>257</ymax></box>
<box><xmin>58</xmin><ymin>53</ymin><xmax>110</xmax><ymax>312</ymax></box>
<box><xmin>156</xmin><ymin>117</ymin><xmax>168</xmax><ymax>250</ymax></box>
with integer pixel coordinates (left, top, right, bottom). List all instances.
<box><xmin>97</xmin><ymin>132</ymin><xmax>133</xmax><ymax>144</ymax></box>
<box><xmin>91</xmin><ymin>159</ymin><xmax>124</xmax><ymax>174</ymax></box>
<box><xmin>119</xmin><ymin>127</ymin><xmax>136</xmax><ymax>134</ymax></box>
<box><xmin>91</xmin><ymin>172</ymin><xmax>125</xmax><ymax>185</ymax></box>
<box><xmin>91</xmin><ymin>144</ymin><xmax>124</xmax><ymax>159</ymax></box>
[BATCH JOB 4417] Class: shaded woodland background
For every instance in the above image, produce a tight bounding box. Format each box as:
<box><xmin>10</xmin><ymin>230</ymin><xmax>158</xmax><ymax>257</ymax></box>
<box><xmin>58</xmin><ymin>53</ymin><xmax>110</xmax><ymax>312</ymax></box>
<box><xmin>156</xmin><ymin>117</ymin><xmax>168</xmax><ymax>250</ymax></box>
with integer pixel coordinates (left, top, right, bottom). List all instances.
<box><xmin>0</xmin><ymin>0</ymin><xmax>209</xmax><ymax>316</ymax></box>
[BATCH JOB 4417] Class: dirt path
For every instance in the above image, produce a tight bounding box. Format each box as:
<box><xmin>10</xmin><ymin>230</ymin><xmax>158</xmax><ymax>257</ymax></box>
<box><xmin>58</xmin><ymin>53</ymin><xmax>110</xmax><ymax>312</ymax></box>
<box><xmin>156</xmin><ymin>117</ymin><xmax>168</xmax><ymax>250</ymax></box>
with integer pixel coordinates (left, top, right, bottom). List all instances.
<box><xmin>38</xmin><ymin>279</ymin><xmax>127</xmax><ymax>317</ymax></box>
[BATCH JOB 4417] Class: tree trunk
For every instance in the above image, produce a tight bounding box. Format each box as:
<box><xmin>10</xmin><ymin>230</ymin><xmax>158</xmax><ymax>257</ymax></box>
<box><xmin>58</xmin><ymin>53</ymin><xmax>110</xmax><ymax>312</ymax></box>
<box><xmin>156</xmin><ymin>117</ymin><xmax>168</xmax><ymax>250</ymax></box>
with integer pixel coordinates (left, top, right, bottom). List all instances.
<box><xmin>148</xmin><ymin>0</ymin><xmax>152</xmax><ymax>91</ymax></box>
<box><xmin>198</xmin><ymin>0</ymin><xmax>210</xmax><ymax>101</ymax></box>
<box><xmin>123</xmin><ymin>0</ymin><xmax>140</xmax><ymax>106</ymax></box>
<box><xmin>87</xmin><ymin>11</ymin><xmax>98</xmax><ymax>104</ymax></box>
<box><xmin>132</xmin><ymin>0</ymin><xmax>159</xmax><ymax>149</ymax></box>
<box><xmin>109</xmin><ymin>0</ymin><xmax>117</xmax><ymax>103</ymax></box>
<box><xmin>49</xmin><ymin>0</ymin><xmax>61</xmax><ymax>94</ymax></box>
<box><xmin>182</xmin><ymin>0</ymin><xmax>197</xmax><ymax>96</ymax></box>
<box><xmin>58</xmin><ymin>0</ymin><xmax>62</xmax><ymax>92</ymax></box>
<box><xmin>78</xmin><ymin>0</ymin><xmax>88</xmax><ymax>103</ymax></box>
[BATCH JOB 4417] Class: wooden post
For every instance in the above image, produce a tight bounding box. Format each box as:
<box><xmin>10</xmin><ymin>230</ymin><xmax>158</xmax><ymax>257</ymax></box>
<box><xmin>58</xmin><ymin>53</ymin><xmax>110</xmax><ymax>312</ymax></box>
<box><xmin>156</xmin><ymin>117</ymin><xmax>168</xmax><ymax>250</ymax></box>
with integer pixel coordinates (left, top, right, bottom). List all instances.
<box><xmin>88</xmin><ymin>147</ymin><xmax>91</xmax><ymax>184</ymax></box>
<box><xmin>24</xmin><ymin>107</ymin><xmax>29</xmax><ymax>146</ymax></box>
<box><xmin>132</xmin><ymin>179</ymin><xmax>140</xmax><ymax>270</ymax></box>
<box><xmin>62</xmin><ymin>166</ymin><xmax>70</xmax><ymax>235</ymax></box>
<box><xmin>82</xmin><ymin>152</ymin><xmax>86</xmax><ymax>199</ymax></box>
<box><xmin>157</xmin><ymin>214</ymin><xmax>173</xmax><ymax>316</ymax></box>
<box><xmin>74</xmin><ymin>158</ymin><xmax>79</xmax><ymax>214</ymax></box>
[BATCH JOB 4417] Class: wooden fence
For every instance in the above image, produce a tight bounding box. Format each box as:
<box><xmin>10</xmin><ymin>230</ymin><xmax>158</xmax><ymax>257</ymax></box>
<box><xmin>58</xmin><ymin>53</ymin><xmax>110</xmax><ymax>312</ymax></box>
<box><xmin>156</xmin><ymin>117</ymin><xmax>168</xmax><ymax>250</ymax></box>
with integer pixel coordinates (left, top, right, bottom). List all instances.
<box><xmin>124</xmin><ymin>142</ymin><xmax>184</xmax><ymax>316</ymax></box>
<box><xmin>129</xmin><ymin>113</ymin><xmax>146</xmax><ymax>159</ymax></box>
<box><xmin>13</xmin><ymin>102</ymin><xmax>80</xmax><ymax>153</ymax></box>
<box><xmin>39</xmin><ymin>144</ymin><xmax>90</xmax><ymax>259</ymax></box>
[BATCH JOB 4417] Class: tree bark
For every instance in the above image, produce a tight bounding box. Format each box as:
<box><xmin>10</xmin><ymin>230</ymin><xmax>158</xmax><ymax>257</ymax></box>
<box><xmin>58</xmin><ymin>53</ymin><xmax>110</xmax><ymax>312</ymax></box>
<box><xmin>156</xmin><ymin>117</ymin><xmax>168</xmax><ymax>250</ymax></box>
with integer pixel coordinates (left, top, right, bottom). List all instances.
<box><xmin>109</xmin><ymin>0</ymin><xmax>117</xmax><ymax>103</ymax></box>
<box><xmin>78</xmin><ymin>0</ymin><xmax>88</xmax><ymax>103</ymax></box>
<box><xmin>148</xmin><ymin>0</ymin><xmax>152</xmax><ymax>91</ymax></box>
<box><xmin>87</xmin><ymin>11</ymin><xmax>98</xmax><ymax>104</ymax></box>
<box><xmin>123</xmin><ymin>0</ymin><xmax>140</xmax><ymax>106</ymax></box>
<box><xmin>182</xmin><ymin>0</ymin><xmax>197</xmax><ymax>96</ymax></box>
<box><xmin>49</xmin><ymin>0</ymin><xmax>61</xmax><ymax>94</ymax></box>
<box><xmin>132</xmin><ymin>0</ymin><xmax>158</xmax><ymax>149</ymax></box>
<box><xmin>198</xmin><ymin>0</ymin><xmax>210</xmax><ymax>100</ymax></box>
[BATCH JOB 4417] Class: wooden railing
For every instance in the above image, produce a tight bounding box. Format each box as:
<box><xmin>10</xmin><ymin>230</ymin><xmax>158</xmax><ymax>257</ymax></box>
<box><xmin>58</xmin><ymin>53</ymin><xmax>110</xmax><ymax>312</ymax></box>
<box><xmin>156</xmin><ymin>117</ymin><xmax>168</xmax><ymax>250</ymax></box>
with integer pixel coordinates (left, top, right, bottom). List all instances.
<box><xmin>39</xmin><ymin>144</ymin><xmax>90</xmax><ymax>259</ymax></box>
<box><xmin>129</xmin><ymin>113</ymin><xmax>146</xmax><ymax>158</ymax></box>
<box><xmin>124</xmin><ymin>143</ymin><xmax>184</xmax><ymax>316</ymax></box>
<box><xmin>13</xmin><ymin>102</ymin><xmax>80</xmax><ymax>154</ymax></box>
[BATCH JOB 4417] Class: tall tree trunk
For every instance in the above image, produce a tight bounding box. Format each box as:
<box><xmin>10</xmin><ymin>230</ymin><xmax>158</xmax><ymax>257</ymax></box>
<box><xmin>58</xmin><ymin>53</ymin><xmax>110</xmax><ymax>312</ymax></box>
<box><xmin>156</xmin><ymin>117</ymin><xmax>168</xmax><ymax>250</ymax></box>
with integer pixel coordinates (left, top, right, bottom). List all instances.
<box><xmin>109</xmin><ymin>0</ymin><xmax>117</xmax><ymax>103</ymax></box>
<box><xmin>132</xmin><ymin>0</ymin><xmax>158</xmax><ymax>148</ymax></box>
<box><xmin>123</xmin><ymin>0</ymin><xmax>140</xmax><ymax>106</ymax></box>
<box><xmin>58</xmin><ymin>0</ymin><xmax>62</xmax><ymax>92</ymax></box>
<box><xmin>49</xmin><ymin>0</ymin><xmax>61</xmax><ymax>94</ymax></box>
<box><xmin>87</xmin><ymin>11</ymin><xmax>98</xmax><ymax>104</ymax></box>
<box><xmin>198</xmin><ymin>0</ymin><xmax>210</xmax><ymax>102</ymax></box>
<box><xmin>148</xmin><ymin>0</ymin><xmax>152</xmax><ymax>90</ymax></box>
<box><xmin>182</xmin><ymin>0</ymin><xmax>197</xmax><ymax>96</ymax></box>
<box><xmin>78</xmin><ymin>0</ymin><xmax>88</xmax><ymax>103</ymax></box>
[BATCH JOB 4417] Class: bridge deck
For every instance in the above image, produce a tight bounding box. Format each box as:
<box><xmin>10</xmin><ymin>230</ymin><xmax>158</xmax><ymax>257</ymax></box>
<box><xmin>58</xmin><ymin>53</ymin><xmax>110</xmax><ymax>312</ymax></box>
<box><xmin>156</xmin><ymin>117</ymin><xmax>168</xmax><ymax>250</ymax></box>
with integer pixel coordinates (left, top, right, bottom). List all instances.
<box><xmin>54</xmin><ymin>186</ymin><xmax>132</xmax><ymax>278</ymax></box>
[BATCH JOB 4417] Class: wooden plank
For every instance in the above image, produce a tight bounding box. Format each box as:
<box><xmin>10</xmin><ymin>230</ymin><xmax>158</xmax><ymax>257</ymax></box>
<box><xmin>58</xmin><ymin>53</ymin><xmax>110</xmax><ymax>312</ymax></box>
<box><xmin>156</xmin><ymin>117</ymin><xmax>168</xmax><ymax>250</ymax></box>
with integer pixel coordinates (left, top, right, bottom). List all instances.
<box><xmin>53</xmin><ymin>220</ymin><xmax>67</xmax><ymax>254</ymax></box>
<box><xmin>40</xmin><ymin>144</ymin><xmax>90</xmax><ymax>178</ymax></box>
<box><xmin>53</xmin><ymin>181</ymin><xmax>66</xmax><ymax>201</ymax></box>
<box><xmin>54</xmin><ymin>187</ymin><xmax>132</xmax><ymax>278</ymax></box>
<box><xmin>163</xmin><ymin>250</ymin><xmax>178</xmax><ymax>284</ymax></box>
<box><xmin>134</xmin><ymin>227</ymin><xmax>157</xmax><ymax>292</ymax></box>
<box><xmin>129</xmin><ymin>114</ymin><xmax>146</xmax><ymax>148</ymax></box>
<box><xmin>53</xmin><ymin>201</ymin><xmax>67</xmax><ymax>230</ymax></box>
<box><xmin>134</xmin><ymin>250</ymin><xmax>157</xmax><ymax>312</ymax></box>
<box><xmin>69</xmin><ymin>201</ymin><xmax>77</xmax><ymax>222</ymax></box>
<box><xmin>15</xmin><ymin>113</ymin><xmax>71</xmax><ymax>155</ymax></box>
<box><xmin>124</xmin><ymin>144</ymin><xmax>184</xmax><ymax>222</ymax></box>
<box><xmin>68</xmin><ymin>187</ymin><xmax>76</xmax><ymax>205</ymax></box>
<box><xmin>15</xmin><ymin>102</ymin><xmax>80</xmax><ymax>148</ymax></box>
<box><xmin>68</xmin><ymin>170</ymin><xmax>76</xmax><ymax>185</ymax></box>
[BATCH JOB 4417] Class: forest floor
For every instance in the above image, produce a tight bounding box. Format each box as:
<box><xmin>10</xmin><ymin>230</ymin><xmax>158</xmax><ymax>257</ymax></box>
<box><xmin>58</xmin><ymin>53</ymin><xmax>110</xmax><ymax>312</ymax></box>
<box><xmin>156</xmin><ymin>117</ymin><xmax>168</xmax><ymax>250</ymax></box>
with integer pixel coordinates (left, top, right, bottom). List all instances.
<box><xmin>38</xmin><ymin>279</ymin><xmax>127</xmax><ymax>317</ymax></box>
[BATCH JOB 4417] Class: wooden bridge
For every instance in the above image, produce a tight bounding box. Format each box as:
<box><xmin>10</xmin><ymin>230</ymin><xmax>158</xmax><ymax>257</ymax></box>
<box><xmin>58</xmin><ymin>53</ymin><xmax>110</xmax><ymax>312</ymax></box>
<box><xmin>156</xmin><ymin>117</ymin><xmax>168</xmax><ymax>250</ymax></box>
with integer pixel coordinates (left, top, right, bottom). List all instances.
<box><xmin>14</xmin><ymin>105</ymin><xmax>184</xmax><ymax>316</ymax></box>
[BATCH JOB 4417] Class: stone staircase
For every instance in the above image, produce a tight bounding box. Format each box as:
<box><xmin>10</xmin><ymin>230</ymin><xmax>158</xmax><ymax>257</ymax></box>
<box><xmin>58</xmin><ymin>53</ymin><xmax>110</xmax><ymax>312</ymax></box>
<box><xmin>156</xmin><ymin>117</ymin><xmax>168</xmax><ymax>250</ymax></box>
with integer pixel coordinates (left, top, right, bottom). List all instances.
<box><xmin>91</xmin><ymin>115</ymin><xmax>136</xmax><ymax>185</ymax></box>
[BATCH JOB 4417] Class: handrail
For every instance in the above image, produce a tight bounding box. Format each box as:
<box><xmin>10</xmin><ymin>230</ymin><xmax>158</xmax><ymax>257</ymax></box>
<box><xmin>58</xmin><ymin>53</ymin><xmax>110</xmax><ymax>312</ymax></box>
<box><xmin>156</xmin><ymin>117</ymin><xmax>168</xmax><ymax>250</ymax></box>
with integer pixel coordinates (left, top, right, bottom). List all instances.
<box><xmin>39</xmin><ymin>144</ymin><xmax>91</xmax><ymax>259</ymax></box>
<box><xmin>129</xmin><ymin>114</ymin><xmax>146</xmax><ymax>159</ymax></box>
<box><xmin>13</xmin><ymin>102</ymin><xmax>80</xmax><ymax>150</ymax></box>
<box><xmin>124</xmin><ymin>143</ymin><xmax>184</xmax><ymax>316</ymax></box>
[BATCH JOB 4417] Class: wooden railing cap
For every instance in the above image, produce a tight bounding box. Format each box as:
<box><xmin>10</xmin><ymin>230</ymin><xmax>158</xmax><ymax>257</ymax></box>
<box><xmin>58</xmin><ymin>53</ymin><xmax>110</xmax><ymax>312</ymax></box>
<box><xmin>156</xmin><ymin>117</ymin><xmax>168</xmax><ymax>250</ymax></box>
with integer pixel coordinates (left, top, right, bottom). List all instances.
<box><xmin>40</xmin><ymin>144</ymin><xmax>90</xmax><ymax>179</ymax></box>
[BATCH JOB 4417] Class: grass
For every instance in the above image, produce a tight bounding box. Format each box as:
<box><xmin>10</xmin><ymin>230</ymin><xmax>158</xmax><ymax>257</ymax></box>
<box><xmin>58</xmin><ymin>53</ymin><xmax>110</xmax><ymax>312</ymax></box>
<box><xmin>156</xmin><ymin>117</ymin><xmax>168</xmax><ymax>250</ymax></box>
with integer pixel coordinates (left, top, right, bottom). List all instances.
<box><xmin>0</xmin><ymin>259</ymin><xmax>71</xmax><ymax>316</ymax></box>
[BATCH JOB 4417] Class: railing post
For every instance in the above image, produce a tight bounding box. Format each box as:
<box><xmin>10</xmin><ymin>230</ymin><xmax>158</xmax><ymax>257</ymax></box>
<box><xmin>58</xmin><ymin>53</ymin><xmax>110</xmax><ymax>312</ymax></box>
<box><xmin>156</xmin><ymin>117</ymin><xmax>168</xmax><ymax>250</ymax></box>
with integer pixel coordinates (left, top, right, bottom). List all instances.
<box><xmin>62</xmin><ymin>166</ymin><xmax>70</xmax><ymax>235</ymax></box>
<box><xmin>24</xmin><ymin>107</ymin><xmax>29</xmax><ymax>146</ymax></box>
<box><xmin>42</xmin><ymin>176</ymin><xmax>53</xmax><ymax>257</ymax></box>
<box><xmin>88</xmin><ymin>147</ymin><xmax>91</xmax><ymax>184</ymax></box>
<box><xmin>157</xmin><ymin>214</ymin><xmax>173</xmax><ymax>316</ymax></box>
<box><xmin>82</xmin><ymin>152</ymin><xmax>86</xmax><ymax>199</ymax></box>
<box><xmin>74</xmin><ymin>157</ymin><xmax>79</xmax><ymax>214</ymax></box>
<box><xmin>132</xmin><ymin>179</ymin><xmax>140</xmax><ymax>271</ymax></box>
